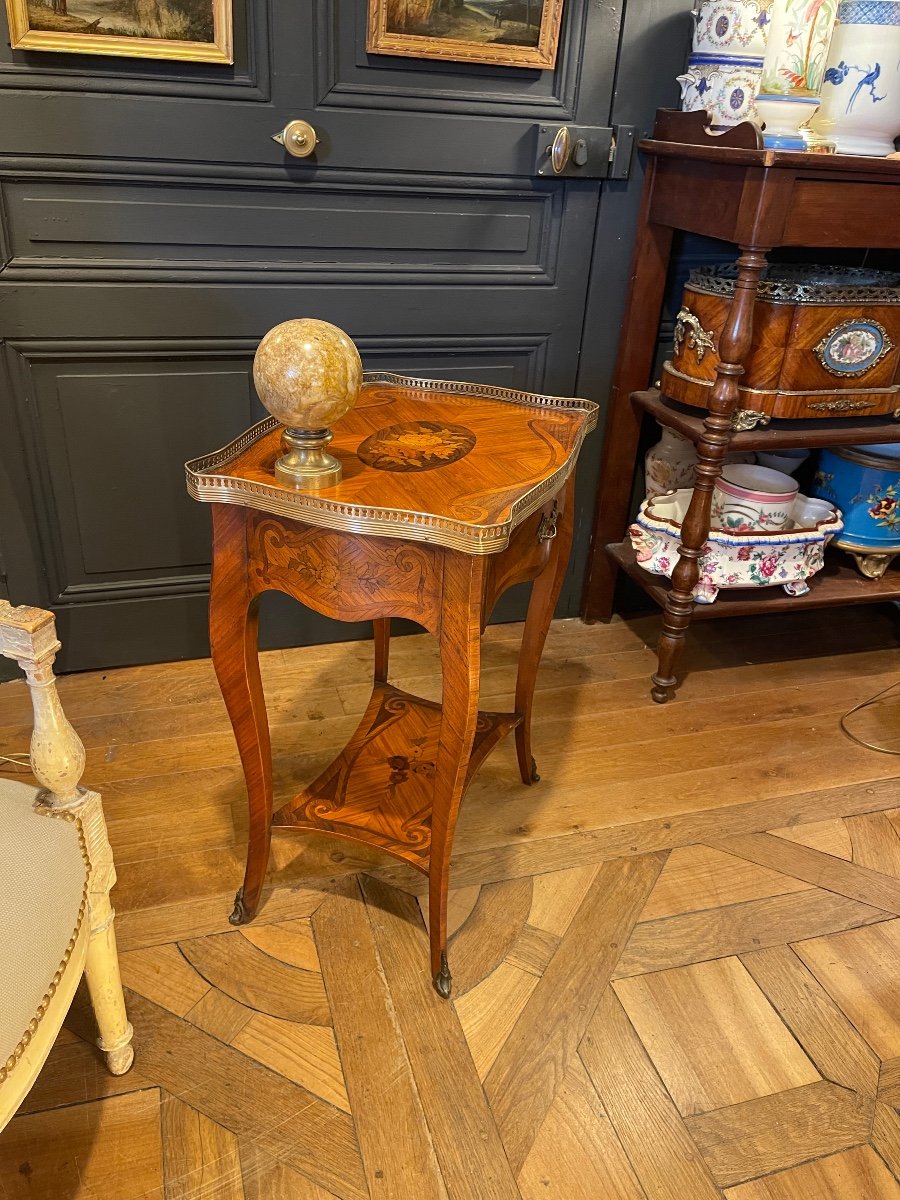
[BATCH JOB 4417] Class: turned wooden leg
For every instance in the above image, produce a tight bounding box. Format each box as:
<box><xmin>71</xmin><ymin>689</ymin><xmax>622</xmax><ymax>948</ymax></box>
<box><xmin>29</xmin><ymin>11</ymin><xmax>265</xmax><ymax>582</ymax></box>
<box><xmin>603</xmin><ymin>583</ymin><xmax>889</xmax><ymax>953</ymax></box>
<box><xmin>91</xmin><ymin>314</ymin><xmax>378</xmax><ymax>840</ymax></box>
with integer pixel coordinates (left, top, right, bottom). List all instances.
<box><xmin>209</xmin><ymin>504</ymin><xmax>273</xmax><ymax>924</ymax></box>
<box><xmin>515</xmin><ymin>481</ymin><xmax>574</xmax><ymax>786</ymax></box>
<box><xmin>430</xmin><ymin>552</ymin><xmax>485</xmax><ymax>998</ymax></box>
<box><xmin>651</xmin><ymin>247</ymin><xmax>769</xmax><ymax>704</ymax></box>
<box><xmin>373</xmin><ymin>617</ymin><xmax>391</xmax><ymax>684</ymax></box>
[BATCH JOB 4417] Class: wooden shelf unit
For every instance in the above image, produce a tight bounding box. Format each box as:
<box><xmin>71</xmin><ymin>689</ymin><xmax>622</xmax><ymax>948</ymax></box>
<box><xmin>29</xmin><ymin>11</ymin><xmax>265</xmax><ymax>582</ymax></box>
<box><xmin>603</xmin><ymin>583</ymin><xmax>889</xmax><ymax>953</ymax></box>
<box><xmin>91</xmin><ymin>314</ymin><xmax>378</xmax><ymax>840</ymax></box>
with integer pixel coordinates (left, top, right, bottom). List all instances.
<box><xmin>583</xmin><ymin>108</ymin><xmax>900</xmax><ymax>702</ymax></box>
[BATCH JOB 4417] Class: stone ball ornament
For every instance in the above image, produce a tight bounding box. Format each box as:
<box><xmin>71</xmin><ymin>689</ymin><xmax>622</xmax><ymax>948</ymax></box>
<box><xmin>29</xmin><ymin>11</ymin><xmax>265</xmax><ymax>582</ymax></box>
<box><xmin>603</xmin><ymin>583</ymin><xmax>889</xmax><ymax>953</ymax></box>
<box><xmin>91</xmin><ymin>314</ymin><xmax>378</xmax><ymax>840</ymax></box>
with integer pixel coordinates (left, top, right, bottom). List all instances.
<box><xmin>253</xmin><ymin>318</ymin><xmax>363</xmax><ymax>490</ymax></box>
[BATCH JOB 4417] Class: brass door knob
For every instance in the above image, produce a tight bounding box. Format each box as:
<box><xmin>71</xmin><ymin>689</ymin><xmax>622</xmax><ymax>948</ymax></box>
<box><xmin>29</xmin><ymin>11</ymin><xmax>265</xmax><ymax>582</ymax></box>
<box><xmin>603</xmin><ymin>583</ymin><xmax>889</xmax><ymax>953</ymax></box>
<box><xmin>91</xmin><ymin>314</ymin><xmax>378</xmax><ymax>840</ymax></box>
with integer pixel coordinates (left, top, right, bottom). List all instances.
<box><xmin>549</xmin><ymin>126</ymin><xmax>572</xmax><ymax>174</ymax></box>
<box><xmin>272</xmin><ymin>119</ymin><xmax>319</xmax><ymax>158</ymax></box>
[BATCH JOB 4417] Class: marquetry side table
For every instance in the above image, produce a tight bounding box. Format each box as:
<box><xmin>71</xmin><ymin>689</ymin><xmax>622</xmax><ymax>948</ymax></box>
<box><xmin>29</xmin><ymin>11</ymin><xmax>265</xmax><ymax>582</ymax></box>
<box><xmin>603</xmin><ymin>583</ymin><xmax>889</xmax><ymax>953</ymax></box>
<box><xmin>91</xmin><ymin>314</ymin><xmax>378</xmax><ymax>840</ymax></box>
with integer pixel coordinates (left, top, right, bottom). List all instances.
<box><xmin>187</xmin><ymin>373</ymin><xmax>596</xmax><ymax>996</ymax></box>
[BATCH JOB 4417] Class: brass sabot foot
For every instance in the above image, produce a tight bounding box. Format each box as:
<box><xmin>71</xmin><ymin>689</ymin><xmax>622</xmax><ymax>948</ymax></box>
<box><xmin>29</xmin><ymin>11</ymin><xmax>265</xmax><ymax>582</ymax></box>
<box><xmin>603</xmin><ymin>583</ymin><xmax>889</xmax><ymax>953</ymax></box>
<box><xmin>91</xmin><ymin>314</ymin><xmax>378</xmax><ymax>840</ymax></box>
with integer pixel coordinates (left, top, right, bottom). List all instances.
<box><xmin>229</xmin><ymin>887</ymin><xmax>252</xmax><ymax>926</ymax></box>
<box><xmin>433</xmin><ymin>952</ymin><xmax>452</xmax><ymax>1000</ymax></box>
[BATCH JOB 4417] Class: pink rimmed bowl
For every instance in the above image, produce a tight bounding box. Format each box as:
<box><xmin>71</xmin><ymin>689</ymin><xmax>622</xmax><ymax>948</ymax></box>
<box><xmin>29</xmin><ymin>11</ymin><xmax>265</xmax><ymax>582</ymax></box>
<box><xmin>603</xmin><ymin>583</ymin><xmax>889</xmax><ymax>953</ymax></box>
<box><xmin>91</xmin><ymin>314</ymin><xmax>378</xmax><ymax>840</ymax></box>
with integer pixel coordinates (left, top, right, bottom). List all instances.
<box><xmin>711</xmin><ymin>464</ymin><xmax>799</xmax><ymax>532</ymax></box>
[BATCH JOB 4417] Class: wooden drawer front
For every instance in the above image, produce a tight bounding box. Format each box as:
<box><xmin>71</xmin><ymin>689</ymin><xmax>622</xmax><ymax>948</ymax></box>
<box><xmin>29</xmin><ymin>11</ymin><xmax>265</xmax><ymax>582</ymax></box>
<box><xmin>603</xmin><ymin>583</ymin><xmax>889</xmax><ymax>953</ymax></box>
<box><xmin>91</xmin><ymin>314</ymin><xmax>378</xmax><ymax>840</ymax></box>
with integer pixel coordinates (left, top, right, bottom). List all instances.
<box><xmin>247</xmin><ymin>514</ymin><xmax>443</xmax><ymax>631</ymax></box>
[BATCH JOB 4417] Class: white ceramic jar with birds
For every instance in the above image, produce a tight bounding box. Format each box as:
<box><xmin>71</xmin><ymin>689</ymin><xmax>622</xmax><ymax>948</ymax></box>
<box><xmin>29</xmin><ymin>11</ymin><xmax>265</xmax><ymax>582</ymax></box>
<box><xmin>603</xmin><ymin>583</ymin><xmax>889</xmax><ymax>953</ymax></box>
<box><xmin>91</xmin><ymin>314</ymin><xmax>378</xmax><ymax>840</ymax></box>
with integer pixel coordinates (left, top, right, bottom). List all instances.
<box><xmin>811</xmin><ymin>0</ymin><xmax>900</xmax><ymax>154</ymax></box>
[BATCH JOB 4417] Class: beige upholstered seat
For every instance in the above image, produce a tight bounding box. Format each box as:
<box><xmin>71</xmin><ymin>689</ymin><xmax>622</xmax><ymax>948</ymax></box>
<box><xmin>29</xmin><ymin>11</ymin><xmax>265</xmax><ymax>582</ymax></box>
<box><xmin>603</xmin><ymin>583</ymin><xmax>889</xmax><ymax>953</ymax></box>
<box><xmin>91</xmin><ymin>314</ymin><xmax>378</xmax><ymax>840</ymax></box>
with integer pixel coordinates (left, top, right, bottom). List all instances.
<box><xmin>0</xmin><ymin>778</ymin><xmax>88</xmax><ymax>1078</ymax></box>
<box><xmin>0</xmin><ymin>601</ymin><xmax>134</xmax><ymax>1131</ymax></box>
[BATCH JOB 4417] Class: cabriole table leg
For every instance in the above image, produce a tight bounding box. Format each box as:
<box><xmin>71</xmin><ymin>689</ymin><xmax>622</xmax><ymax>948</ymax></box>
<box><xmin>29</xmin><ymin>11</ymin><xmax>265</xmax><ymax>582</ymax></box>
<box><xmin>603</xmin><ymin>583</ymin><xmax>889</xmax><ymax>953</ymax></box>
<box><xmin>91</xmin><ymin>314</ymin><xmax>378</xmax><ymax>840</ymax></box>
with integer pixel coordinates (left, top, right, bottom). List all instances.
<box><xmin>209</xmin><ymin>504</ymin><xmax>274</xmax><ymax>924</ymax></box>
<box><xmin>429</xmin><ymin>552</ymin><xmax>485</xmax><ymax>998</ymax></box>
<box><xmin>514</xmin><ymin>479</ymin><xmax>575</xmax><ymax>785</ymax></box>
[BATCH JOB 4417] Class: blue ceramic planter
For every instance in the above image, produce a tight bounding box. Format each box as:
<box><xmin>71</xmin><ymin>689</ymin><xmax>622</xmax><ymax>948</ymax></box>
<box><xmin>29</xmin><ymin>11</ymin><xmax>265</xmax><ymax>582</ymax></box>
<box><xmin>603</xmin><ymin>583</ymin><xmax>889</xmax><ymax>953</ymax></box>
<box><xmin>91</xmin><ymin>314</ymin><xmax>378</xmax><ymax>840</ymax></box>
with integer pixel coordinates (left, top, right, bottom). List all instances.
<box><xmin>813</xmin><ymin>445</ymin><xmax>900</xmax><ymax>551</ymax></box>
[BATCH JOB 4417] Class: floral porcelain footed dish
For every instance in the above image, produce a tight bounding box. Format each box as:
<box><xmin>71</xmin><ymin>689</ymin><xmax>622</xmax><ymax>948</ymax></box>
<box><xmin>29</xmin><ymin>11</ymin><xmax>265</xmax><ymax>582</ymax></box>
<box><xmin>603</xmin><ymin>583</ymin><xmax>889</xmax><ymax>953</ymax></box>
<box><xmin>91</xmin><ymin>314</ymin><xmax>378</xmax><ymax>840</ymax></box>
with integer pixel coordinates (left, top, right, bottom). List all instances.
<box><xmin>628</xmin><ymin>489</ymin><xmax>843</xmax><ymax>603</ymax></box>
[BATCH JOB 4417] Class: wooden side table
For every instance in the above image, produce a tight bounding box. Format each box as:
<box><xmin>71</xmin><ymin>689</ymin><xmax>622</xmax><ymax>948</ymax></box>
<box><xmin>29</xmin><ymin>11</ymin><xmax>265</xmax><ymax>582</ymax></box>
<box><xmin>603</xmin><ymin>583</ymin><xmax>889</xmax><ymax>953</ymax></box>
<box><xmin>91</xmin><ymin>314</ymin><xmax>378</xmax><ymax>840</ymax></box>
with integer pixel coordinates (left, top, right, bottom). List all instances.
<box><xmin>187</xmin><ymin>373</ymin><xmax>596</xmax><ymax>996</ymax></box>
<box><xmin>583</xmin><ymin>109</ymin><xmax>900</xmax><ymax>702</ymax></box>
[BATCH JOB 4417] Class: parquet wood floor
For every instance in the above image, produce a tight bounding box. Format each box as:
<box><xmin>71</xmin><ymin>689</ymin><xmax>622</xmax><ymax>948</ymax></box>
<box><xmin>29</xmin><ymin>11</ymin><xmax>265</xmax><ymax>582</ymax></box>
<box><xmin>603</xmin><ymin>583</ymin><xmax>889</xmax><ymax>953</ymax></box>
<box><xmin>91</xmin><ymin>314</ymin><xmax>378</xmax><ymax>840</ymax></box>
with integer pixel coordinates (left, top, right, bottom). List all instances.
<box><xmin>2</xmin><ymin>607</ymin><xmax>900</xmax><ymax>1198</ymax></box>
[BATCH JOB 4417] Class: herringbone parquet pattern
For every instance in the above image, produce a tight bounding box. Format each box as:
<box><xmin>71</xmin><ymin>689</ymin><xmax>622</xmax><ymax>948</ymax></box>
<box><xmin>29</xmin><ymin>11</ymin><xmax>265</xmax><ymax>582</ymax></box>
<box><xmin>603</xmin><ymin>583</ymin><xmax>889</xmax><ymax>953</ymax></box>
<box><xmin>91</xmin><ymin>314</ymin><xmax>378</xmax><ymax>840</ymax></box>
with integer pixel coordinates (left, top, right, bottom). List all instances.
<box><xmin>2</xmin><ymin>608</ymin><xmax>900</xmax><ymax>1199</ymax></box>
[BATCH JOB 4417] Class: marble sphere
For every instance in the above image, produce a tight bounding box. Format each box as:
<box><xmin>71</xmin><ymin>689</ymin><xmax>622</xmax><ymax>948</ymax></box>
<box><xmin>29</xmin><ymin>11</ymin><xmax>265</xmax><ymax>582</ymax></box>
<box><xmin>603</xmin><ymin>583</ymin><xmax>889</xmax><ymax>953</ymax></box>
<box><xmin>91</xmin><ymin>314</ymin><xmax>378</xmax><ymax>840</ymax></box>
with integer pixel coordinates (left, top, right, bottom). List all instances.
<box><xmin>253</xmin><ymin>318</ymin><xmax>362</xmax><ymax>431</ymax></box>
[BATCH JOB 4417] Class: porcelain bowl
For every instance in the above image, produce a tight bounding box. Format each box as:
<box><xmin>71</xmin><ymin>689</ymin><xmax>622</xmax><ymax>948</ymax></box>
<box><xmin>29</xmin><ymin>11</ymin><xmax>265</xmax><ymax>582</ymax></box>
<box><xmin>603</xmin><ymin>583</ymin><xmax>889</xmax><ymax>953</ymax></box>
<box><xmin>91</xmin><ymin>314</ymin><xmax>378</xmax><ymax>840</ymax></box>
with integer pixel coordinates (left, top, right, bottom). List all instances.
<box><xmin>629</xmin><ymin>488</ymin><xmax>842</xmax><ymax>603</ymax></box>
<box><xmin>711</xmin><ymin>463</ymin><xmax>799</xmax><ymax>531</ymax></box>
<box><xmin>755</xmin><ymin>448</ymin><xmax>810</xmax><ymax>475</ymax></box>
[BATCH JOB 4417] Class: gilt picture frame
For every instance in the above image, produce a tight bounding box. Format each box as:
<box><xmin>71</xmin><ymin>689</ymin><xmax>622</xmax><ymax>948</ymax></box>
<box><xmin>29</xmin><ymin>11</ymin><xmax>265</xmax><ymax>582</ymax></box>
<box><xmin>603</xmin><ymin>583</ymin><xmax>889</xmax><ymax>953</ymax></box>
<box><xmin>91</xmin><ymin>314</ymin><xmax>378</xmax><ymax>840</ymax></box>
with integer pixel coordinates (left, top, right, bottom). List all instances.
<box><xmin>367</xmin><ymin>0</ymin><xmax>565</xmax><ymax>69</ymax></box>
<box><xmin>5</xmin><ymin>0</ymin><xmax>232</xmax><ymax>63</ymax></box>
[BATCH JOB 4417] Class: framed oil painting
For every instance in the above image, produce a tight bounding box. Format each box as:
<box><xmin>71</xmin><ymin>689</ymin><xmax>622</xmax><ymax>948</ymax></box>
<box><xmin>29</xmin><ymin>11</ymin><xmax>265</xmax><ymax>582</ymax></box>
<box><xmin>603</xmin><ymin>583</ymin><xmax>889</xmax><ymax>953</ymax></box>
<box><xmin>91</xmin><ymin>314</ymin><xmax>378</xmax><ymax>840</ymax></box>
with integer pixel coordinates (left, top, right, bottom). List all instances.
<box><xmin>367</xmin><ymin>0</ymin><xmax>565</xmax><ymax>69</ymax></box>
<box><xmin>5</xmin><ymin>0</ymin><xmax>232</xmax><ymax>62</ymax></box>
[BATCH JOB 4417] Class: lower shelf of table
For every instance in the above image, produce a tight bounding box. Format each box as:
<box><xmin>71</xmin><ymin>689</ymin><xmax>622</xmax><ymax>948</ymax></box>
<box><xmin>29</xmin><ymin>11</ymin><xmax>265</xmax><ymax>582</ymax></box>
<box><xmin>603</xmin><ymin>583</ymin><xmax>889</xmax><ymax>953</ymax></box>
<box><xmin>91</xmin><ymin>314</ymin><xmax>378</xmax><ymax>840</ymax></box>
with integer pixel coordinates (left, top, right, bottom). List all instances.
<box><xmin>272</xmin><ymin>682</ymin><xmax>521</xmax><ymax>872</ymax></box>
<box><xmin>608</xmin><ymin>541</ymin><xmax>900</xmax><ymax>618</ymax></box>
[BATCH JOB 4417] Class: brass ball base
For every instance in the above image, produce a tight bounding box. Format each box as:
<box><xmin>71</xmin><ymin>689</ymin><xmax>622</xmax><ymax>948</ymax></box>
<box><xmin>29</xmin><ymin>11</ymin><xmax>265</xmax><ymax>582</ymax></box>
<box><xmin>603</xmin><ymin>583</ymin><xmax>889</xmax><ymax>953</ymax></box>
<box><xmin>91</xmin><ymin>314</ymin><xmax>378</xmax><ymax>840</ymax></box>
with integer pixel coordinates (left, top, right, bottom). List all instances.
<box><xmin>275</xmin><ymin>426</ymin><xmax>343</xmax><ymax>491</ymax></box>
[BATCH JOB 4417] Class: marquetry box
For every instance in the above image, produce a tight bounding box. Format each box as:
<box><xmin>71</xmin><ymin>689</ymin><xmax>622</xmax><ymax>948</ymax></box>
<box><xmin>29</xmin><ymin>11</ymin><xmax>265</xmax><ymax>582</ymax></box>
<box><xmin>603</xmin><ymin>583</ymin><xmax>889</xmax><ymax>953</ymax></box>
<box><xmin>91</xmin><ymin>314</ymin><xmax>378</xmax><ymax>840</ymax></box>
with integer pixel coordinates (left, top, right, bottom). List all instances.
<box><xmin>661</xmin><ymin>264</ymin><xmax>900</xmax><ymax>421</ymax></box>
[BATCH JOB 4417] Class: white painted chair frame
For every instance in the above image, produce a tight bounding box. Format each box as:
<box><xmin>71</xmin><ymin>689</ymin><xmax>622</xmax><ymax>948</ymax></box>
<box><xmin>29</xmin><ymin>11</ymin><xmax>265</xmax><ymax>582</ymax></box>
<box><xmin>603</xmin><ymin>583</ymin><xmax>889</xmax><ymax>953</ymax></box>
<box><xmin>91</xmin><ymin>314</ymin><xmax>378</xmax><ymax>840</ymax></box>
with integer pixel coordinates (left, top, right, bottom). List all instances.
<box><xmin>0</xmin><ymin>600</ymin><xmax>133</xmax><ymax>1130</ymax></box>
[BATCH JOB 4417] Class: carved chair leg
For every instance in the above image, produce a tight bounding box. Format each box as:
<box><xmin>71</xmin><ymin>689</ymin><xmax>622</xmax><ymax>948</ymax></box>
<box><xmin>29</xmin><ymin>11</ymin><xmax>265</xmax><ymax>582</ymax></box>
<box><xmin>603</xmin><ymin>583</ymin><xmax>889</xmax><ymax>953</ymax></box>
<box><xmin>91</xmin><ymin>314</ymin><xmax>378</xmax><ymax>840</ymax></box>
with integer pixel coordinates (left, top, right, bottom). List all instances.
<box><xmin>209</xmin><ymin>505</ymin><xmax>273</xmax><ymax>925</ymax></box>
<box><xmin>515</xmin><ymin>481</ymin><xmax>574</xmax><ymax>785</ymax></box>
<box><xmin>72</xmin><ymin>785</ymin><xmax>135</xmax><ymax>1075</ymax></box>
<box><xmin>83</xmin><ymin>888</ymin><xmax>134</xmax><ymax>1076</ymax></box>
<box><xmin>429</xmin><ymin>553</ymin><xmax>484</xmax><ymax>997</ymax></box>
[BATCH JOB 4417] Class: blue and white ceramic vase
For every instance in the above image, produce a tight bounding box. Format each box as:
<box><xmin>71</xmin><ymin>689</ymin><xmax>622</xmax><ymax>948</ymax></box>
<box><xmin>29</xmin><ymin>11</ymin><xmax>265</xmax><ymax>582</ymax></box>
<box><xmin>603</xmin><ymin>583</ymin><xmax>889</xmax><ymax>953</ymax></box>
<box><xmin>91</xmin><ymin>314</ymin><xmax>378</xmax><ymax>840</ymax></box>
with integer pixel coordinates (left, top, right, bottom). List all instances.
<box><xmin>810</xmin><ymin>0</ymin><xmax>900</xmax><ymax>155</ymax></box>
<box><xmin>678</xmin><ymin>53</ymin><xmax>765</xmax><ymax>126</ymax></box>
<box><xmin>813</xmin><ymin>444</ymin><xmax>900</xmax><ymax>576</ymax></box>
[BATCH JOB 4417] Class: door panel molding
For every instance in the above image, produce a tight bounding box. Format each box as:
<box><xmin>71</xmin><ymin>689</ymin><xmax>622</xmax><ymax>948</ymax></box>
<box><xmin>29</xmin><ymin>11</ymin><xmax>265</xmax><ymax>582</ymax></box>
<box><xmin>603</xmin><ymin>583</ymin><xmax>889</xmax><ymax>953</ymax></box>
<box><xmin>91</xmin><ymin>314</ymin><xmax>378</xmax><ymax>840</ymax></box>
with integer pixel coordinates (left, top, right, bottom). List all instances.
<box><xmin>1</xmin><ymin>176</ymin><xmax>562</xmax><ymax>283</ymax></box>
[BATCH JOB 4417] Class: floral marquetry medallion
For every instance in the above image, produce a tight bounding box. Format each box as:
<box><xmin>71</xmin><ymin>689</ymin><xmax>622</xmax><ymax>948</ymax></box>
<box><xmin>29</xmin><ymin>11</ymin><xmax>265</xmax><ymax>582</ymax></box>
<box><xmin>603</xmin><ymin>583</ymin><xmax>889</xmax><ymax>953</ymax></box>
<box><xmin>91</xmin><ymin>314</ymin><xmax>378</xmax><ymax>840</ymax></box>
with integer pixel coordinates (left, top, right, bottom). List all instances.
<box><xmin>356</xmin><ymin>420</ymin><xmax>477</xmax><ymax>473</ymax></box>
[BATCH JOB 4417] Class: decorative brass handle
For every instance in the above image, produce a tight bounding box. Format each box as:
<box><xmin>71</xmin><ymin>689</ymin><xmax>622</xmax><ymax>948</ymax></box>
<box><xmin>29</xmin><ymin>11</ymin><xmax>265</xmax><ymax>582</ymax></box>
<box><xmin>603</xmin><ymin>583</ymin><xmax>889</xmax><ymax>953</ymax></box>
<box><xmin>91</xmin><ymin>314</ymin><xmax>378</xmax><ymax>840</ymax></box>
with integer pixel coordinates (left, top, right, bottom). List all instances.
<box><xmin>272</xmin><ymin>119</ymin><xmax>319</xmax><ymax>158</ymax></box>
<box><xmin>674</xmin><ymin>306</ymin><xmax>717</xmax><ymax>362</ymax></box>
<box><xmin>537</xmin><ymin>503</ymin><xmax>559</xmax><ymax>542</ymax></box>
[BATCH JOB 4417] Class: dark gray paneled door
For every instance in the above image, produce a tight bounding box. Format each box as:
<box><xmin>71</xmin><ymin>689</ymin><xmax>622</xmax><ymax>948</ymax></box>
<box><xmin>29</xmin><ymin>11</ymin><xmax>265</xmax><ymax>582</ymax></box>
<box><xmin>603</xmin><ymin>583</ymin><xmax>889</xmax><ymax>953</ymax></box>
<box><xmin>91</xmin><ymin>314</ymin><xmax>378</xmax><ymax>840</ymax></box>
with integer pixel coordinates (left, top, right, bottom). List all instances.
<box><xmin>0</xmin><ymin>0</ymin><xmax>628</xmax><ymax>670</ymax></box>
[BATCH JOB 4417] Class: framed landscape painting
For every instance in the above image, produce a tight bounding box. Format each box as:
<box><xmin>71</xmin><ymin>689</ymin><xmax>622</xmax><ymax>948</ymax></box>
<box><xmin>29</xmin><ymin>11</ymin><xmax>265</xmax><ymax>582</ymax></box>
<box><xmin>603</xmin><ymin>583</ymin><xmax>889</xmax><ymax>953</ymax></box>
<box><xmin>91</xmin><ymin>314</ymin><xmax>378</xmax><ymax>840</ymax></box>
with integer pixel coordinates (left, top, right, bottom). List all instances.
<box><xmin>5</xmin><ymin>0</ymin><xmax>232</xmax><ymax>62</ymax></box>
<box><xmin>367</xmin><ymin>0</ymin><xmax>565</xmax><ymax>69</ymax></box>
